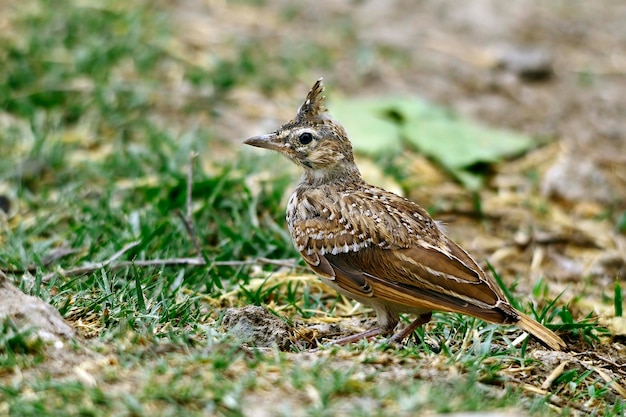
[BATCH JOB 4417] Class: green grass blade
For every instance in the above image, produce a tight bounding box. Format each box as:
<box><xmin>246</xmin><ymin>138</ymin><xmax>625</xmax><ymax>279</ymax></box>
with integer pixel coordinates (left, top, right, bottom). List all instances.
<box><xmin>615</xmin><ymin>281</ymin><xmax>623</xmax><ymax>317</ymax></box>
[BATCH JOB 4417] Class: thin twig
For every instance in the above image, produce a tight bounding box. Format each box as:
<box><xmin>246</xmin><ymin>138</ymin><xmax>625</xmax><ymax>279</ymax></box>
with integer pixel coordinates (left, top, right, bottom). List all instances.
<box><xmin>0</xmin><ymin>247</ymin><xmax>79</xmax><ymax>274</ymax></box>
<box><xmin>177</xmin><ymin>151</ymin><xmax>203</xmax><ymax>257</ymax></box>
<box><xmin>216</xmin><ymin>257</ymin><xmax>299</xmax><ymax>268</ymax></box>
<box><xmin>258</xmin><ymin>257</ymin><xmax>299</xmax><ymax>268</ymax></box>
<box><xmin>41</xmin><ymin>240</ymin><xmax>141</xmax><ymax>283</ymax></box>
<box><xmin>176</xmin><ymin>210</ymin><xmax>203</xmax><ymax>257</ymax></box>
<box><xmin>40</xmin><ymin>255</ymin><xmax>298</xmax><ymax>282</ymax></box>
<box><xmin>581</xmin><ymin>351</ymin><xmax>626</xmax><ymax>371</ymax></box>
<box><xmin>121</xmin><ymin>258</ymin><xmax>206</xmax><ymax>267</ymax></box>
<box><xmin>186</xmin><ymin>151</ymin><xmax>196</xmax><ymax>219</ymax></box>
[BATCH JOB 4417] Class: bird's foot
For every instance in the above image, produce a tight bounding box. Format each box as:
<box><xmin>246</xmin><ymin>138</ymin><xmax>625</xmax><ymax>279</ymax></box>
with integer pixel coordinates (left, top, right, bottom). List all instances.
<box><xmin>325</xmin><ymin>327</ymin><xmax>388</xmax><ymax>346</ymax></box>
<box><xmin>388</xmin><ymin>313</ymin><xmax>432</xmax><ymax>345</ymax></box>
<box><xmin>313</xmin><ymin>313</ymin><xmax>433</xmax><ymax>350</ymax></box>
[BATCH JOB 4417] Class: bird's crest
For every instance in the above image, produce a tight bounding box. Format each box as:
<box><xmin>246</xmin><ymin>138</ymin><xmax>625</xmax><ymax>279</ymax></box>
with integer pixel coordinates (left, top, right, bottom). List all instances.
<box><xmin>296</xmin><ymin>78</ymin><xmax>328</xmax><ymax>123</ymax></box>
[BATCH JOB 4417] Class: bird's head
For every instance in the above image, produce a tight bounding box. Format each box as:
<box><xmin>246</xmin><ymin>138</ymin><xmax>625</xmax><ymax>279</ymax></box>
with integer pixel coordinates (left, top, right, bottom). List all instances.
<box><xmin>244</xmin><ymin>79</ymin><xmax>359</xmax><ymax>184</ymax></box>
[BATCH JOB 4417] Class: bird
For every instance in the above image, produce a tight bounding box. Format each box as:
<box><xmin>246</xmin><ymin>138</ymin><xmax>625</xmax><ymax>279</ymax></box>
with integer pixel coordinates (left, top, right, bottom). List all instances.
<box><xmin>244</xmin><ymin>78</ymin><xmax>567</xmax><ymax>351</ymax></box>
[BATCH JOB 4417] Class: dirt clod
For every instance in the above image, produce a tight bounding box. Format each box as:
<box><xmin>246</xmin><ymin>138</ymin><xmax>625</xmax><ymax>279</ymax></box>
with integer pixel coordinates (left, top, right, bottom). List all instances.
<box><xmin>0</xmin><ymin>272</ymin><xmax>74</xmax><ymax>342</ymax></box>
<box><xmin>221</xmin><ymin>305</ymin><xmax>292</xmax><ymax>350</ymax></box>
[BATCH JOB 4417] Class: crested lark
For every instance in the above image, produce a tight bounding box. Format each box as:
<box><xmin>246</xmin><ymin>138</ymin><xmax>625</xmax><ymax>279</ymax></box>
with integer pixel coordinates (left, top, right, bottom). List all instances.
<box><xmin>244</xmin><ymin>79</ymin><xmax>566</xmax><ymax>351</ymax></box>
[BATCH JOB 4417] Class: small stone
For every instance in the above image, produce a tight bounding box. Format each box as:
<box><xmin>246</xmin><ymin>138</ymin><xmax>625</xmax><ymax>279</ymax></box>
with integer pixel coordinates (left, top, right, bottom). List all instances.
<box><xmin>542</xmin><ymin>152</ymin><xmax>613</xmax><ymax>204</ymax></box>
<box><xmin>492</xmin><ymin>44</ymin><xmax>553</xmax><ymax>81</ymax></box>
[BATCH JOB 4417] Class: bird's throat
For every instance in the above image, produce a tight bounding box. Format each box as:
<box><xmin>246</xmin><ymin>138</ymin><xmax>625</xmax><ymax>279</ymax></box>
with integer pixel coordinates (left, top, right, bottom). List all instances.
<box><xmin>303</xmin><ymin>164</ymin><xmax>362</xmax><ymax>187</ymax></box>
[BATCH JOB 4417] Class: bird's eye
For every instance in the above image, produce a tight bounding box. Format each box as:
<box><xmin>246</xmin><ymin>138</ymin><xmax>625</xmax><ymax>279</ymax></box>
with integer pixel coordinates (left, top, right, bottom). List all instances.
<box><xmin>299</xmin><ymin>132</ymin><xmax>313</xmax><ymax>145</ymax></box>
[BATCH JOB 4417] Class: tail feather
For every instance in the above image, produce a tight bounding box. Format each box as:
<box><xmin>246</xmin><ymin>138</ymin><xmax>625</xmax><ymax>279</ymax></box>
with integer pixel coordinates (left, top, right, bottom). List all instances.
<box><xmin>516</xmin><ymin>312</ymin><xmax>567</xmax><ymax>351</ymax></box>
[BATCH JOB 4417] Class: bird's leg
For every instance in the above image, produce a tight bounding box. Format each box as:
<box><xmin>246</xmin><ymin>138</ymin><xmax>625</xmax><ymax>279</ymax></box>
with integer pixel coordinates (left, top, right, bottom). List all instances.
<box><xmin>322</xmin><ymin>317</ymin><xmax>401</xmax><ymax>346</ymax></box>
<box><xmin>325</xmin><ymin>326</ymin><xmax>391</xmax><ymax>346</ymax></box>
<box><xmin>388</xmin><ymin>313</ymin><xmax>432</xmax><ymax>345</ymax></box>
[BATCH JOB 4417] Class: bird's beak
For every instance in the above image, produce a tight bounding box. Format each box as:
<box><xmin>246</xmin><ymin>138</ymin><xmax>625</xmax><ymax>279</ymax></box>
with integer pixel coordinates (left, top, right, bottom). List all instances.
<box><xmin>243</xmin><ymin>133</ymin><xmax>285</xmax><ymax>152</ymax></box>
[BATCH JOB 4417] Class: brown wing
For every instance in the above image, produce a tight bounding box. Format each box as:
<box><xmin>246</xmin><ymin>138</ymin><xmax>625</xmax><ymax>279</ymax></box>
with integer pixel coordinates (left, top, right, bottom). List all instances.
<box><xmin>291</xmin><ymin>185</ymin><xmax>517</xmax><ymax>323</ymax></box>
<box><xmin>300</xmin><ymin>244</ymin><xmax>516</xmax><ymax>324</ymax></box>
<box><xmin>332</xmin><ymin>246</ymin><xmax>517</xmax><ymax>324</ymax></box>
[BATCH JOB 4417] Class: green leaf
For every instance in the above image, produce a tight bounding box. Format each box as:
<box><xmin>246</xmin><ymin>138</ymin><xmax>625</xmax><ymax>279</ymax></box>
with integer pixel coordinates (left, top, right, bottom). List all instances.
<box><xmin>401</xmin><ymin>102</ymin><xmax>533</xmax><ymax>172</ymax></box>
<box><xmin>329</xmin><ymin>97</ymin><xmax>536</xmax><ymax>189</ymax></box>
<box><xmin>329</xmin><ymin>99</ymin><xmax>402</xmax><ymax>155</ymax></box>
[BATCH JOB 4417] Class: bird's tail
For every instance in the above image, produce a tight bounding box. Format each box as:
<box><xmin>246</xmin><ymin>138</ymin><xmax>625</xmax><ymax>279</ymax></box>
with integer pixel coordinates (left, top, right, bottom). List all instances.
<box><xmin>516</xmin><ymin>312</ymin><xmax>567</xmax><ymax>351</ymax></box>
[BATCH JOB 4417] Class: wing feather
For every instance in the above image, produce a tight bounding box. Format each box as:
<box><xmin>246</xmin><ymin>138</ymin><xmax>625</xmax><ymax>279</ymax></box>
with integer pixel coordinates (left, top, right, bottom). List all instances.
<box><xmin>325</xmin><ymin>250</ymin><xmax>515</xmax><ymax>323</ymax></box>
<box><xmin>290</xmin><ymin>185</ymin><xmax>518</xmax><ymax>323</ymax></box>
